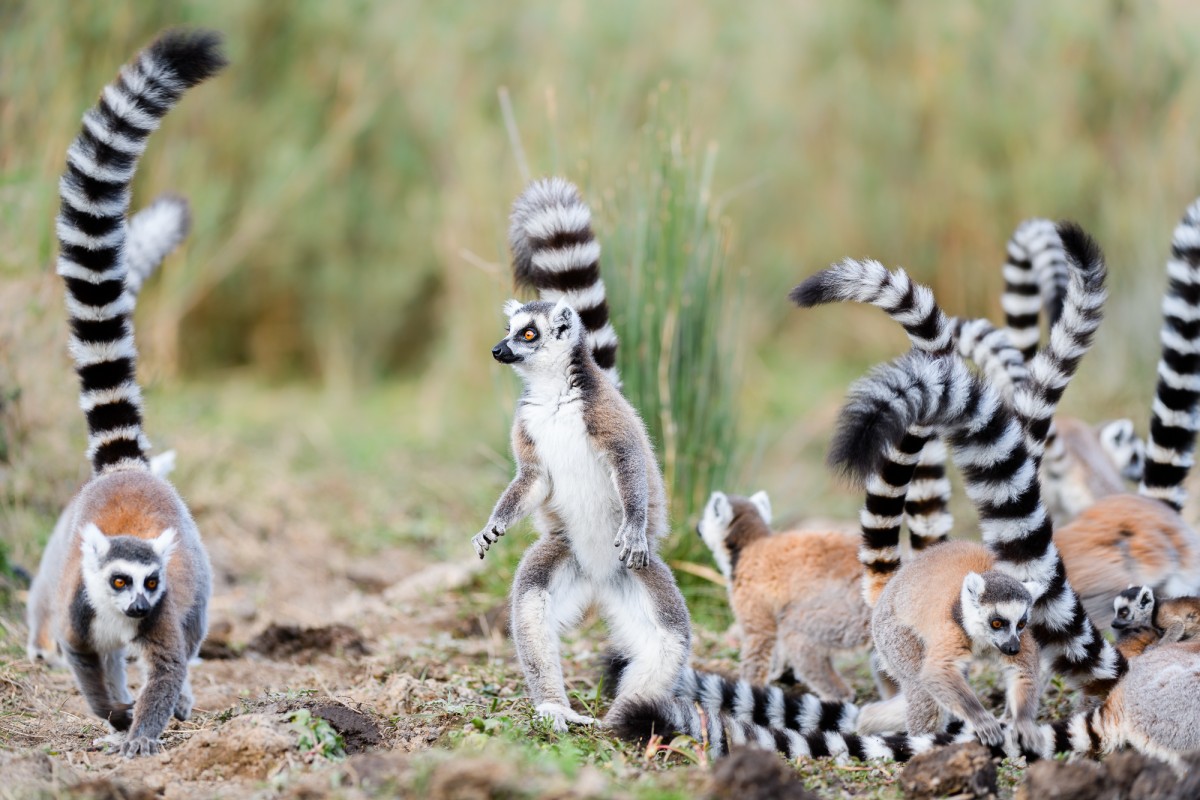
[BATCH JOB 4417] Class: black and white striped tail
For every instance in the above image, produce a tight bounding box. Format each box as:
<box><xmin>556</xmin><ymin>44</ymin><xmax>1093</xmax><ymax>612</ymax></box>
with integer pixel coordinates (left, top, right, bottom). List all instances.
<box><xmin>611</xmin><ymin>697</ymin><xmax>980</xmax><ymax>762</ymax></box>
<box><xmin>1003</xmin><ymin>218</ymin><xmax>1068</xmax><ymax>361</ymax></box>
<box><xmin>1028</xmin><ymin>706</ymin><xmax>1113</xmax><ymax>761</ymax></box>
<box><xmin>905</xmin><ymin>433</ymin><xmax>952</xmax><ymax>550</ymax></box>
<box><xmin>667</xmin><ymin>668</ymin><xmax>858</xmax><ymax>734</ymax></box>
<box><xmin>1140</xmin><ymin>198</ymin><xmax>1200</xmax><ymax>511</ymax></box>
<box><xmin>1012</xmin><ymin>223</ymin><xmax>1107</xmax><ymax>467</ymax></box>
<box><xmin>830</xmin><ymin>351</ymin><xmax>1127</xmax><ymax>694</ymax></box>
<box><xmin>125</xmin><ymin>193</ymin><xmax>191</xmax><ymax>296</ymax></box>
<box><xmin>56</xmin><ymin>30</ymin><xmax>226</xmax><ymax>475</ymax></box>
<box><xmin>508</xmin><ymin>178</ymin><xmax>619</xmax><ymax>386</ymax></box>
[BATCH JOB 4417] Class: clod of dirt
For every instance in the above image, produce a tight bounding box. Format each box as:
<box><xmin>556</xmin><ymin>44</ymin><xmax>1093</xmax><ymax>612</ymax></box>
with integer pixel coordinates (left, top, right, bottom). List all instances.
<box><xmin>198</xmin><ymin>619</ymin><xmax>240</xmax><ymax>660</ymax></box>
<box><xmin>898</xmin><ymin>742</ymin><xmax>996</xmax><ymax>799</ymax></box>
<box><xmin>1</xmin><ymin>751</ymin><xmax>78</xmax><ymax>794</ymax></box>
<box><xmin>247</xmin><ymin>623</ymin><xmax>369</xmax><ymax>663</ymax></box>
<box><xmin>311</xmin><ymin>703</ymin><xmax>382</xmax><ymax>754</ymax></box>
<box><xmin>709</xmin><ymin>747</ymin><xmax>821</xmax><ymax>800</ymax></box>
<box><xmin>1017</xmin><ymin>759</ymin><xmax>1112</xmax><ymax>800</ymax></box>
<box><xmin>65</xmin><ymin>778</ymin><xmax>156</xmax><ymax>800</ymax></box>
<box><xmin>170</xmin><ymin>712</ymin><xmax>295</xmax><ymax>781</ymax></box>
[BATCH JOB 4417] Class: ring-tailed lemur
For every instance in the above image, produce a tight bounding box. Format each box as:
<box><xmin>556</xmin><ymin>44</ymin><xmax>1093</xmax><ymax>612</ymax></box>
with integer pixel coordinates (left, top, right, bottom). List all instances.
<box><xmin>696</xmin><ymin>490</ymin><xmax>894</xmax><ymax>702</ymax></box>
<box><xmin>1112</xmin><ymin>585</ymin><xmax>1200</xmax><ymax>646</ymax></box>
<box><xmin>1028</xmin><ymin>639</ymin><xmax>1200</xmax><ymax>772</ymax></box>
<box><xmin>478</xmin><ymin>179</ymin><xmax>858</xmax><ymax>738</ymax></box>
<box><xmin>24</xmin><ymin>30</ymin><xmax>224</xmax><ymax>758</ymax></box>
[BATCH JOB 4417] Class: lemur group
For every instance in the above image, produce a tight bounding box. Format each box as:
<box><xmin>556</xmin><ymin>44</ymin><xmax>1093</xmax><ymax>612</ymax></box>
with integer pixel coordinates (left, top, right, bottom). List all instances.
<box><xmin>23</xmin><ymin>28</ymin><xmax>1200</xmax><ymax>772</ymax></box>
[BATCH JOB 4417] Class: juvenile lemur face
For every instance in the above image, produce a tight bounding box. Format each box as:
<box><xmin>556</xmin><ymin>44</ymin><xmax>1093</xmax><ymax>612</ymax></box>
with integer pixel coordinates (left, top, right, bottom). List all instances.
<box><xmin>959</xmin><ymin>571</ymin><xmax>1031</xmax><ymax>656</ymax></box>
<box><xmin>493</xmin><ymin>298</ymin><xmax>581</xmax><ymax>376</ymax></box>
<box><xmin>1112</xmin><ymin>585</ymin><xmax>1155</xmax><ymax>630</ymax></box>
<box><xmin>1098</xmin><ymin>419</ymin><xmax>1144</xmax><ymax>482</ymax></box>
<box><xmin>79</xmin><ymin>523</ymin><xmax>175</xmax><ymax>619</ymax></box>
<box><xmin>697</xmin><ymin>490</ymin><xmax>772</xmax><ymax>579</ymax></box>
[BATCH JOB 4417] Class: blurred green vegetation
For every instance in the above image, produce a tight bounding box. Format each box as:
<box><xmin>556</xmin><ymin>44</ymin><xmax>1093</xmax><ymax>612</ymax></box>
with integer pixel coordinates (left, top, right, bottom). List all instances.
<box><xmin>5</xmin><ymin>0</ymin><xmax>1200</xmax><ymax>561</ymax></box>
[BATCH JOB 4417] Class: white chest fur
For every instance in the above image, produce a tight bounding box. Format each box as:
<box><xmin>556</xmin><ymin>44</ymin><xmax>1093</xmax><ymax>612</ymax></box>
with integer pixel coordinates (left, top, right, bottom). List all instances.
<box><xmin>88</xmin><ymin>599</ymin><xmax>141</xmax><ymax>653</ymax></box>
<box><xmin>520</xmin><ymin>394</ymin><xmax>623</xmax><ymax>576</ymax></box>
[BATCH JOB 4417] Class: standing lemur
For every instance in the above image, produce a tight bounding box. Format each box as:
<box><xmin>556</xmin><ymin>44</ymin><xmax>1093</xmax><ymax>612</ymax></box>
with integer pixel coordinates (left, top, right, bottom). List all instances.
<box><xmin>24</xmin><ymin>30</ymin><xmax>225</xmax><ymax>758</ymax></box>
<box><xmin>478</xmin><ymin>178</ymin><xmax>858</xmax><ymax>740</ymax></box>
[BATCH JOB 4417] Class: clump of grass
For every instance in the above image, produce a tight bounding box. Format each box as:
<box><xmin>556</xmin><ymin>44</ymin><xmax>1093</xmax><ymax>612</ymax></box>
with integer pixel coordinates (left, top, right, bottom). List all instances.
<box><xmin>602</xmin><ymin>87</ymin><xmax>744</xmax><ymax>565</ymax></box>
<box><xmin>288</xmin><ymin>709</ymin><xmax>346</xmax><ymax>762</ymax></box>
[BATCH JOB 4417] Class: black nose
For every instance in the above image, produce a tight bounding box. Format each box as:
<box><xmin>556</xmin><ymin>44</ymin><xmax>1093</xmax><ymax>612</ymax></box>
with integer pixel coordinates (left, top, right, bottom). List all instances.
<box><xmin>1000</xmin><ymin>640</ymin><xmax>1020</xmax><ymax>656</ymax></box>
<box><xmin>492</xmin><ymin>340</ymin><xmax>519</xmax><ymax>364</ymax></box>
<box><xmin>1111</xmin><ymin>618</ymin><xmax>1127</xmax><ymax>630</ymax></box>
<box><xmin>126</xmin><ymin>596</ymin><xmax>150</xmax><ymax>618</ymax></box>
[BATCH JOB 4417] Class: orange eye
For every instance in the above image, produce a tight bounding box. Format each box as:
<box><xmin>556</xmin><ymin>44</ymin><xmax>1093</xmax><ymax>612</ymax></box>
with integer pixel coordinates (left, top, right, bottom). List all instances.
<box><xmin>522</xmin><ymin>328</ymin><xmax>537</xmax><ymax>341</ymax></box>
<box><xmin>1017</xmin><ymin>620</ymin><xmax>1026</xmax><ymax>630</ymax></box>
<box><xmin>145</xmin><ymin>579</ymin><xmax>158</xmax><ymax>591</ymax></box>
<box><xmin>111</xmin><ymin>577</ymin><xmax>126</xmax><ymax>589</ymax></box>
<box><xmin>991</xmin><ymin>619</ymin><xmax>1003</xmax><ymax>629</ymax></box>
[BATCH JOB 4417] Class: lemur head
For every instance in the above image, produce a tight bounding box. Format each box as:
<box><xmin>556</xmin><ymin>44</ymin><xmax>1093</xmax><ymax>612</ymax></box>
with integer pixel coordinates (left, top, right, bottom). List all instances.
<box><xmin>1097</xmin><ymin>419</ymin><xmax>1144</xmax><ymax>482</ymax></box>
<box><xmin>958</xmin><ymin>571</ymin><xmax>1032</xmax><ymax>656</ymax></box>
<box><xmin>1112</xmin><ymin>585</ymin><xmax>1156</xmax><ymax>631</ymax></box>
<box><xmin>493</xmin><ymin>298</ymin><xmax>582</xmax><ymax>377</ymax></box>
<box><xmin>79</xmin><ymin>523</ymin><xmax>175</xmax><ymax>619</ymax></box>
<box><xmin>697</xmin><ymin>490</ymin><xmax>772</xmax><ymax>579</ymax></box>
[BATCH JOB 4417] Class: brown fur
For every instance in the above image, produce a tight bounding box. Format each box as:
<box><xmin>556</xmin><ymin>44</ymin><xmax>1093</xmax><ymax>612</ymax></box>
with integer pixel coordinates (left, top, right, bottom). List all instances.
<box><xmin>1115</xmin><ymin>626</ymin><xmax>1162</xmax><ymax>660</ymax></box>
<box><xmin>723</xmin><ymin>497</ymin><xmax>872</xmax><ymax>702</ymax></box>
<box><xmin>1056</xmin><ymin>494</ymin><xmax>1200</xmax><ymax>629</ymax></box>
<box><xmin>1154</xmin><ymin>596</ymin><xmax>1200</xmax><ymax>644</ymax></box>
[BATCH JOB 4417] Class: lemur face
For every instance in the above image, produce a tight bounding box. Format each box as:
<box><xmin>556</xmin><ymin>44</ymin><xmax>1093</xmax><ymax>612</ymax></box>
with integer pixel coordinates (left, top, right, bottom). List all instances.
<box><xmin>1098</xmin><ymin>419</ymin><xmax>1144</xmax><ymax>482</ymax></box>
<box><xmin>494</xmin><ymin>299</ymin><xmax>580</xmax><ymax>375</ymax></box>
<box><xmin>79</xmin><ymin>523</ymin><xmax>175</xmax><ymax>619</ymax></box>
<box><xmin>960</xmin><ymin>571</ymin><xmax>1031</xmax><ymax>656</ymax></box>
<box><xmin>1112</xmin><ymin>585</ymin><xmax>1155</xmax><ymax>630</ymax></box>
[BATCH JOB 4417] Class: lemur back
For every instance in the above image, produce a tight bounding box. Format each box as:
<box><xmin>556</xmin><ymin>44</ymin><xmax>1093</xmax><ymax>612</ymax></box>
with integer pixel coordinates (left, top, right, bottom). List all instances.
<box><xmin>24</xmin><ymin>29</ymin><xmax>224</xmax><ymax>758</ymax></box>
<box><xmin>697</xmin><ymin>490</ymin><xmax>880</xmax><ymax>702</ymax></box>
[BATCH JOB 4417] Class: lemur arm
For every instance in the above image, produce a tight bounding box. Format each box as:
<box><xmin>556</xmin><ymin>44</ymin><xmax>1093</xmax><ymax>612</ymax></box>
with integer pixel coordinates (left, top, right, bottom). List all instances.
<box><xmin>473</xmin><ymin>420</ymin><xmax>548</xmax><ymax>558</ymax></box>
<box><xmin>600</xmin><ymin>435</ymin><xmax>651</xmax><ymax>570</ymax></box>
<box><xmin>64</xmin><ymin>647</ymin><xmax>133</xmax><ymax>731</ymax></box>
<box><xmin>1161</xmin><ymin>620</ymin><xmax>1186</xmax><ymax>644</ymax></box>
<box><xmin>122</xmin><ymin>624</ymin><xmax>188</xmax><ymax>756</ymax></box>
<box><xmin>1004</xmin><ymin>637</ymin><xmax>1045</xmax><ymax>751</ymax></box>
<box><xmin>920</xmin><ymin>645</ymin><xmax>1005</xmax><ymax>747</ymax></box>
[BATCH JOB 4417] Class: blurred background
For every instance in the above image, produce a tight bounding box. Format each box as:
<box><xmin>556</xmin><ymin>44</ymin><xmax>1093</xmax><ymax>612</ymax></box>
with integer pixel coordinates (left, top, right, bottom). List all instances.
<box><xmin>5</xmin><ymin>0</ymin><xmax>1200</xmax><ymax>616</ymax></box>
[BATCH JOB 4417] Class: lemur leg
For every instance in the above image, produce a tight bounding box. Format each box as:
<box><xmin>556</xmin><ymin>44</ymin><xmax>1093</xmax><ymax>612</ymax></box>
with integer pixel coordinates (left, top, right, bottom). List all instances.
<box><xmin>1161</xmin><ymin>621</ymin><xmax>1186</xmax><ymax>644</ymax></box>
<box><xmin>122</xmin><ymin>638</ymin><xmax>188</xmax><ymax>757</ymax></box>
<box><xmin>737</xmin><ymin>605</ymin><xmax>778</xmax><ymax>687</ymax></box>
<box><xmin>65</xmin><ymin>648</ymin><xmax>132</xmax><ymax>731</ymax></box>
<box><xmin>102</xmin><ymin>649</ymin><xmax>134</xmax><ymax>706</ymax></box>
<box><xmin>902</xmin><ymin>683</ymin><xmax>942</xmax><ymax>736</ymax></box>
<box><xmin>511</xmin><ymin>534</ymin><xmax>594</xmax><ymax>731</ymax></box>
<box><xmin>598</xmin><ymin>556</ymin><xmax>691</xmax><ymax>722</ymax></box>
<box><xmin>1004</xmin><ymin>644</ymin><xmax>1045</xmax><ymax>753</ymax></box>
<box><xmin>786</xmin><ymin>640</ymin><xmax>854</xmax><ymax>703</ymax></box>
<box><xmin>174</xmin><ymin>676</ymin><xmax>194</xmax><ymax>721</ymax></box>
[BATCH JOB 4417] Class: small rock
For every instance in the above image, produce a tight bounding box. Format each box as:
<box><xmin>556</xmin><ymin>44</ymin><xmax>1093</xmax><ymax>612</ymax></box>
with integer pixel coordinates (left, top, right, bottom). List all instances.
<box><xmin>899</xmin><ymin>741</ymin><xmax>996</xmax><ymax>799</ymax></box>
<box><xmin>1017</xmin><ymin>759</ymin><xmax>1114</xmax><ymax>800</ymax></box>
<box><xmin>709</xmin><ymin>746</ymin><xmax>820</xmax><ymax>800</ymax></box>
<box><xmin>247</xmin><ymin>623</ymin><xmax>369</xmax><ymax>664</ymax></box>
<box><xmin>310</xmin><ymin>703</ymin><xmax>382</xmax><ymax>754</ymax></box>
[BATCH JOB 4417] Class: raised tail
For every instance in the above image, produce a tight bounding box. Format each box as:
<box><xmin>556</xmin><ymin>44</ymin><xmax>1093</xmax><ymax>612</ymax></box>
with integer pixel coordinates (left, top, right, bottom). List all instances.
<box><xmin>831</xmin><ymin>351</ymin><xmax>1126</xmax><ymax>693</ymax></box>
<box><xmin>56</xmin><ymin>29</ymin><xmax>226</xmax><ymax>475</ymax></box>
<box><xmin>1139</xmin><ymin>198</ymin><xmax>1200</xmax><ymax>511</ymax></box>
<box><xmin>125</xmin><ymin>193</ymin><xmax>191</xmax><ymax>296</ymax></box>
<box><xmin>508</xmin><ymin>177</ymin><xmax>619</xmax><ymax>386</ymax></box>
<box><xmin>1002</xmin><ymin>218</ymin><xmax>1068</xmax><ymax>361</ymax></box>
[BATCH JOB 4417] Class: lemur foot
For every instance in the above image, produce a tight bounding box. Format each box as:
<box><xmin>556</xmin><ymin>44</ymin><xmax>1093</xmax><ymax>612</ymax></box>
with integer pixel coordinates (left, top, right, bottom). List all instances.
<box><xmin>119</xmin><ymin>735</ymin><xmax>162</xmax><ymax>758</ymax></box>
<box><xmin>614</xmin><ymin>523</ymin><xmax>649</xmax><ymax>570</ymax></box>
<box><xmin>472</xmin><ymin>522</ymin><xmax>506</xmax><ymax>559</ymax></box>
<box><xmin>534</xmin><ymin>702</ymin><xmax>598</xmax><ymax>732</ymax></box>
<box><xmin>107</xmin><ymin>703</ymin><xmax>133</xmax><ymax>732</ymax></box>
<box><xmin>174</xmin><ymin>683</ymin><xmax>194</xmax><ymax>721</ymax></box>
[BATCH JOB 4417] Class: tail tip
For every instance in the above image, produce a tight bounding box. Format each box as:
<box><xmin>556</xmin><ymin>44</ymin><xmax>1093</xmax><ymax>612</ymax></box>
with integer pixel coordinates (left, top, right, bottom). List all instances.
<box><xmin>148</xmin><ymin>28</ymin><xmax>229</xmax><ymax>87</ymax></box>
<box><xmin>606</xmin><ymin>699</ymin><xmax>671</xmax><ymax>745</ymax></box>
<box><xmin>1056</xmin><ymin>220</ymin><xmax>1105</xmax><ymax>281</ymax></box>
<box><xmin>789</xmin><ymin>273</ymin><xmax>834</xmax><ymax>308</ymax></box>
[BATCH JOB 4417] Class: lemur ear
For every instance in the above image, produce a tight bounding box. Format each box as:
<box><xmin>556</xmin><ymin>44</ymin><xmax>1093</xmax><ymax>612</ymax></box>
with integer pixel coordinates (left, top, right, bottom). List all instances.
<box><xmin>1137</xmin><ymin>586</ymin><xmax>1155</xmax><ymax>608</ymax></box>
<box><xmin>962</xmin><ymin>572</ymin><xmax>986</xmax><ymax>601</ymax></box>
<box><xmin>1020</xmin><ymin>579</ymin><xmax>1043</xmax><ymax>602</ymax></box>
<box><xmin>706</xmin><ymin>491</ymin><xmax>733</xmax><ymax>528</ymax></box>
<box><xmin>79</xmin><ymin>523</ymin><xmax>111</xmax><ymax>563</ymax></box>
<box><xmin>152</xmin><ymin>528</ymin><xmax>178</xmax><ymax>560</ymax></box>
<box><xmin>503</xmin><ymin>298</ymin><xmax>523</xmax><ymax>317</ymax></box>
<box><xmin>748</xmin><ymin>491</ymin><xmax>772</xmax><ymax>525</ymax></box>
<box><xmin>550</xmin><ymin>297</ymin><xmax>576</xmax><ymax>338</ymax></box>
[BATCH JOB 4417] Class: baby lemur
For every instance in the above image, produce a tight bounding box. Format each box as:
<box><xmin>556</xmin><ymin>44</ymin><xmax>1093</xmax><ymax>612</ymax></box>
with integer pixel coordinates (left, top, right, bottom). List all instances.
<box><xmin>24</xmin><ymin>30</ymin><xmax>225</xmax><ymax>758</ymax></box>
<box><xmin>1112</xmin><ymin>585</ymin><xmax>1200</xmax><ymax>648</ymax></box>
<box><xmin>697</xmin><ymin>490</ymin><xmax>891</xmax><ymax>702</ymax></box>
<box><xmin>480</xmin><ymin>179</ymin><xmax>858</xmax><ymax>741</ymax></box>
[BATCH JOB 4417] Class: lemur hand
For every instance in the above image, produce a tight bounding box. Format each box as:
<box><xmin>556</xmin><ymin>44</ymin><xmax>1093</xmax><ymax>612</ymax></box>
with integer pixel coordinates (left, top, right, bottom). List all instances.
<box><xmin>472</xmin><ymin>521</ymin><xmax>506</xmax><ymax>559</ymax></box>
<box><xmin>614</xmin><ymin>521</ymin><xmax>649</xmax><ymax>569</ymax></box>
<box><xmin>119</xmin><ymin>735</ymin><xmax>162</xmax><ymax>758</ymax></box>
<box><xmin>535</xmin><ymin>702</ymin><xmax>598</xmax><ymax>732</ymax></box>
<box><xmin>972</xmin><ymin>715</ymin><xmax>1005</xmax><ymax>748</ymax></box>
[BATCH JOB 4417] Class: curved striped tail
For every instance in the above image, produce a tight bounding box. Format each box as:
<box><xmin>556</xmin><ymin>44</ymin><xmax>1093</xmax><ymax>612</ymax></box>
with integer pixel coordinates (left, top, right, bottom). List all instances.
<box><xmin>1140</xmin><ymin>198</ymin><xmax>1200</xmax><ymax>511</ymax></box>
<box><xmin>1003</xmin><ymin>218</ymin><xmax>1069</xmax><ymax>361</ymax></box>
<box><xmin>57</xmin><ymin>30</ymin><xmax>226</xmax><ymax>475</ymax></box>
<box><xmin>831</xmin><ymin>351</ymin><xmax>1126</xmax><ymax>693</ymax></box>
<box><xmin>125</xmin><ymin>193</ymin><xmax>191</xmax><ymax>296</ymax></box>
<box><xmin>508</xmin><ymin>177</ymin><xmax>619</xmax><ymax>386</ymax></box>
